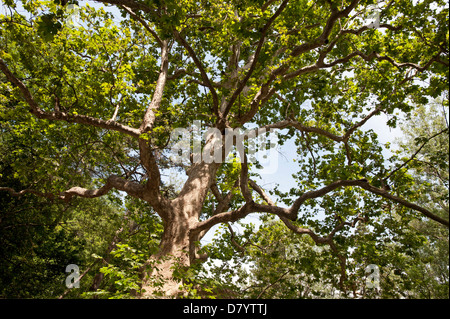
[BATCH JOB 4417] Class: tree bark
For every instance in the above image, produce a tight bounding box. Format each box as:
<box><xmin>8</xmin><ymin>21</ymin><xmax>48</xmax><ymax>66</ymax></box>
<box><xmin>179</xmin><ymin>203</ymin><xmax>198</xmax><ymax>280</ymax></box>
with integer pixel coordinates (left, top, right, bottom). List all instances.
<box><xmin>140</xmin><ymin>161</ymin><xmax>220</xmax><ymax>298</ymax></box>
<box><xmin>141</xmin><ymin>215</ymin><xmax>192</xmax><ymax>298</ymax></box>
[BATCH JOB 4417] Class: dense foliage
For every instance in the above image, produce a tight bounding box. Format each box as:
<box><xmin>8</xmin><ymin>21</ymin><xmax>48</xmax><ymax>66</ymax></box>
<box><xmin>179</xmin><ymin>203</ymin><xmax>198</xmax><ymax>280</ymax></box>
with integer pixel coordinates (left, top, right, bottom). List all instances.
<box><xmin>0</xmin><ymin>0</ymin><xmax>448</xmax><ymax>298</ymax></box>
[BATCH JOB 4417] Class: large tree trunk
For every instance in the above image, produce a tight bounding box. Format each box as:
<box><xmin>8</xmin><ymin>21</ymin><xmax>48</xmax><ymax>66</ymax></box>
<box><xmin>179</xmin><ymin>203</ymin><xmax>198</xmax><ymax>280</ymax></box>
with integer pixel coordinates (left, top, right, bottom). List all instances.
<box><xmin>141</xmin><ymin>215</ymin><xmax>192</xmax><ymax>298</ymax></box>
<box><xmin>141</xmin><ymin>162</ymin><xmax>219</xmax><ymax>298</ymax></box>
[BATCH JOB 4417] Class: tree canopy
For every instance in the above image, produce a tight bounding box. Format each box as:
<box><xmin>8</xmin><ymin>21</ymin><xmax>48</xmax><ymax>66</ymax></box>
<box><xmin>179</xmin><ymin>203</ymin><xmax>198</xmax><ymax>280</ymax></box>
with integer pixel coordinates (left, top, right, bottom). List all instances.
<box><xmin>0</xmin><ymin>0</ymin><xmax>448</xmax><ymax>298</ymax></box>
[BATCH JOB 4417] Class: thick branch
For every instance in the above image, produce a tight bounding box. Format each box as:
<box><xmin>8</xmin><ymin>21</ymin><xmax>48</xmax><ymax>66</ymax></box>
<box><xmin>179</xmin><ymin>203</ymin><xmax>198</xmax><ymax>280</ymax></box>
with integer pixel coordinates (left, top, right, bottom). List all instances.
<box><xmin>190</xmin><ymin>201</ymin><xmax>257</xmax><ymax>236</ymax></box>
<box><xmin>250</xmin><ymin>177</ymin><xmax>449</xmax><ymax>227</ymax></box>
<box><xmin>290</xmin><ymin>0</ymin><xmax>360</xmax><ymax>57</ymax></box>
<box><xmin>0</xmin><ymin>58</ymin><xmax>141</xmax><ymax>138</ymax></box>
<box><xmin>358</xmin><ymin>181</ymin><xmax>449</xmax><ymax>227</ymax></box>
<box><xmin>139</xmin><ymin>140</ymin><xmax>161</xmax><ymax>191</ymax></box>
<box><xmin>134</xmin><ymin>41</ymin><xmax>170</xmax><ymax>205</ymax></box>
<box><xmin>249</xmin><ymin>179</ymin><xmax>275</xmax><ymax>206</ymax></box>
<box><xmin>192</xmin><ymin>173</ymin><xmax>448</xmax><ymax>263</ymax></box>
<box><xmin>0</xmin><ymin>175</ymin><xmax>145</xmax><ymax>202</ymax></box>
<box><xmin>139</xmin><ymin>40</ymin><xmax>169</xmax><ymax>133</ymax></box>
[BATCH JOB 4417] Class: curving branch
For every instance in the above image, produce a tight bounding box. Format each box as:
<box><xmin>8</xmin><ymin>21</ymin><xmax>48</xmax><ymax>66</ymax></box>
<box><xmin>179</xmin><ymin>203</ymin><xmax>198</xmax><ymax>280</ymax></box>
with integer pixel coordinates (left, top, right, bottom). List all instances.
<box><xmin>0</xmin><ymin>58</ymin><xmax>141</xmax><ymax>138</ymax></box>
<box><xmin>278</xmin><ymin>214</ymin><xmax>367</xmax><ymax>292</ymax></box>
<box><xmin>341</xmin><ymin>23</ymin><xmax>402</xmax><ymax>36</ymax></box>
<box><xmin>191</xmin><ymin>175</ymin><xmax>449</xmax><ymax>245</ymax></box>
<box><xmin>289</xmin><ymin>0</ymin><xmax>360</xmax><ymax>58</ymax></box>
<box><xmin>190</xmin><ymin>201</ymin><xmax>258</xmax><ymax>236</ymax></box>
<box><xmin>358</xmin><ymin>181</ymin><xmax>449</xmax><ymax>227</ymax></box>
<box><xmin>249</xmin><ymin>178</ymin><xmax>366</xmax><ymax>292</ymax></box>
<box><xmin>251</xmin><ymin>175</ymin><xmax>448</xmax><ymax>228</ymax></box>
<box><xmin>0</xmin><ymin>174</ymin><xmax>145</xmax><ymax>202</ymax></box>
<box><xmin>276</xmin><ymin>177</ymin><xmax>448</xmax><ymax>227</ymax></box>
<box><xmin>0</xmin><ymin>186</ymin><xmax>56</xmax><ymax>201</ymax></box>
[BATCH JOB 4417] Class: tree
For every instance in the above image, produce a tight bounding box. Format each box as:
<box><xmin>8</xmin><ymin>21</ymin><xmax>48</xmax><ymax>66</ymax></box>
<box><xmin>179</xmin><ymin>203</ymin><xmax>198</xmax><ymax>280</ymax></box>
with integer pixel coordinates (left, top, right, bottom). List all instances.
<box><xmin>0</xmin><ymin>0</ymin><xmax>448</xmax><ymax>297</ymax></box>
<box><xmin>391</xmin><ymin>100</ymin><xmax>449</xmax><ymax>298</ymax></box>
